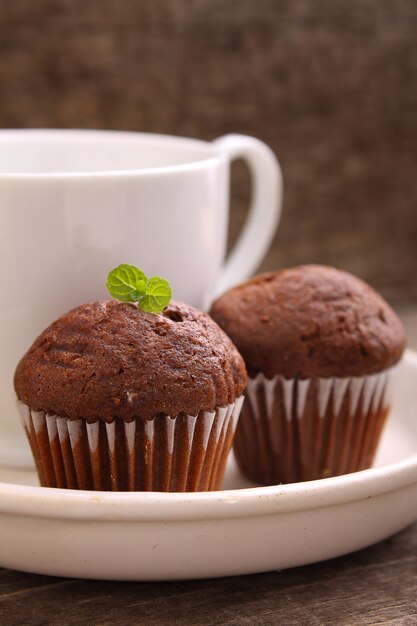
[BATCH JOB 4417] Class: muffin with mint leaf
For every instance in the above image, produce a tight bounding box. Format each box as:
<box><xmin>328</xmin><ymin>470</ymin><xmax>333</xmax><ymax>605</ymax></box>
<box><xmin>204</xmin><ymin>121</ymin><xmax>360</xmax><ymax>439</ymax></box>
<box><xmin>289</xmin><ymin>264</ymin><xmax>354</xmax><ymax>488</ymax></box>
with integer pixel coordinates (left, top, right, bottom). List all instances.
<box><xmin>210</xmin><ymin>265</ymin><xmax>406</xmax><ymax>485</ymax></box>
<box><xmin>14</xmin><ymin>264</ymin><xmax>246</xmax><ymax>491</ymax></box>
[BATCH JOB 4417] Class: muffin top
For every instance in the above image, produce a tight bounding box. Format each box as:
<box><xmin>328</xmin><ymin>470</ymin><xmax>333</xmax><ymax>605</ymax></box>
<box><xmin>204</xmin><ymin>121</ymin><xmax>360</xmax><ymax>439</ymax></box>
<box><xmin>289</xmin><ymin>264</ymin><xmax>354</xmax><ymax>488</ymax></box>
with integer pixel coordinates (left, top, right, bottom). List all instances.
<box><xmin>210</xmin><ymin>265</ymin><xmax>406</xmax><ymax>379</ymax></box>
<box><xmin>14</xmin><ymin>300</ymin><xmax>246</xmax><ymax>421</ymax></box>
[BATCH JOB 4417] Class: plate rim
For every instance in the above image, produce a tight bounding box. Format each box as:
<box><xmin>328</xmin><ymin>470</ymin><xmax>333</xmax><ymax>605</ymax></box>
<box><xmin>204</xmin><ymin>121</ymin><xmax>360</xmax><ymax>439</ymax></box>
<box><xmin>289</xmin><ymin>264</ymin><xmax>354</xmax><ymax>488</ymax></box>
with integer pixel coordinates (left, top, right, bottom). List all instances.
<box><xmin>0</xmin><ymin>350</ymin><xmax>416</xmax><ymax>523</ymax></box>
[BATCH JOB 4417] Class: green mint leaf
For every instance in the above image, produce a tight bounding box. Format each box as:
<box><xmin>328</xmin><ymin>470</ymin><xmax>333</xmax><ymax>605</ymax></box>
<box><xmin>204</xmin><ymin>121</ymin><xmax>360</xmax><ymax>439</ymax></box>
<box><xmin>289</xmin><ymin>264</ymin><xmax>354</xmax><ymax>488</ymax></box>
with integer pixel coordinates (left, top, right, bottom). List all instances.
<box><xmin>106</xmin><ymin>265</ymin><xmax>172</xmax><ymax>313</ymax></box>
<box><xmin>106</xmin><ymin>264</ymin><xmax>147</xmax><ymax>302</ymax></box>
<box><xmin>140</xmin><ymin>276</ymin><xmax>172</xmax><ymax>313</ymax></box>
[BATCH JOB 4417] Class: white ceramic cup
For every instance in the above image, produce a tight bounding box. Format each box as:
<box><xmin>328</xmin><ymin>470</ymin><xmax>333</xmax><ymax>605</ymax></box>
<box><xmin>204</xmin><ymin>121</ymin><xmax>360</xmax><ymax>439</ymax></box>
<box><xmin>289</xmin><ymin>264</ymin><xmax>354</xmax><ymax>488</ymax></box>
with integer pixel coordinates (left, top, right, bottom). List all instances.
<box><xmin>0</xmin><ymin>129</ymin><xmax>282</xmax><ymax>467</ymax></box>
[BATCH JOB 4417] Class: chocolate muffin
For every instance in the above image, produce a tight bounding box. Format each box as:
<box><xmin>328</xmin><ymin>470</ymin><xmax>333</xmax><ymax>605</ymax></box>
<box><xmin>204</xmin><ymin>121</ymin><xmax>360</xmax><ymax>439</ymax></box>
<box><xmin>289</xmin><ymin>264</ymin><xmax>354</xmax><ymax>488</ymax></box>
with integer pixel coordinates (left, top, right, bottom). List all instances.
<box><xmin>14</xmin><ymin>300</ymin><xmax>246</xmax><ymax>491</ymax></box>
<box><xmin>210</xmin><ymin>265</ymin><xmax>406</xmax><ymax>484</ymax></box>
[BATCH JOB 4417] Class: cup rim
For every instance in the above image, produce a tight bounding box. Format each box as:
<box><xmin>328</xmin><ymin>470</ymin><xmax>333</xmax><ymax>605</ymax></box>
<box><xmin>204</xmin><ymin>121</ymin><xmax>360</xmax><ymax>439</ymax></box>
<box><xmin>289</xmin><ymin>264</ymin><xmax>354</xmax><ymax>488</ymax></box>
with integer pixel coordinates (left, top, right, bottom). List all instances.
<box><xmin>0</xmin><ymin>128</ymin><xmax>225</xmax><ymax>179</ymax></box>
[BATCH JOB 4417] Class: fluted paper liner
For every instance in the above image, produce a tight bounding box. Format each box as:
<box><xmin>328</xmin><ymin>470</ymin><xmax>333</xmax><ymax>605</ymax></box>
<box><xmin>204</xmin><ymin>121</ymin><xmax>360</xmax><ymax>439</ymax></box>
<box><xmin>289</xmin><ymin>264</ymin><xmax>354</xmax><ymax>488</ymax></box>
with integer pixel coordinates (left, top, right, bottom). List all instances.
<box><xmin>233</xmin><ymin>371</ymin><xmax>393</xmax><ymax>484</ymax></box>
<box><xmin>18</xmin><ymin>397</ymin><xmax>244</xmax><ymax>491</ymax></box>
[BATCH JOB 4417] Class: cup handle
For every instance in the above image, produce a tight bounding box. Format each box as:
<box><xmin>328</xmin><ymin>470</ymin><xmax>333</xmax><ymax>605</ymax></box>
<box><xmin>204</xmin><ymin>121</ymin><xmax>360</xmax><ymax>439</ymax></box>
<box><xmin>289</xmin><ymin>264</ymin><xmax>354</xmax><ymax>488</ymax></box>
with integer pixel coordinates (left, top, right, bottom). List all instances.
<box><xmin>212</xmin><ymin>134</ymin><xmax>283</xmax><ymax>297</ymax></box>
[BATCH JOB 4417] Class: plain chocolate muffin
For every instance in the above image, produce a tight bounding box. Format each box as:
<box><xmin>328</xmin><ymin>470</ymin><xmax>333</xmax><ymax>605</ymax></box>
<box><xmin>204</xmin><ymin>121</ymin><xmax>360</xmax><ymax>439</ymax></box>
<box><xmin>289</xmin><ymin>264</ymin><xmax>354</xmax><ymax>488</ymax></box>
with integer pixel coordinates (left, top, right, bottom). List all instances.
<box><xmin>14</xmin><ymin>300</ymin><xmax>246</xmax><ymax>492</ymax></box>
<box><xmin>210</xmin><ymin>265</ymin><xmax>406</xmax><ymax>380</ymax></box>
<box><xmin>210</xmin><ymin>265</ymin><xmax>406</xmax><ymax>485</ymax></box>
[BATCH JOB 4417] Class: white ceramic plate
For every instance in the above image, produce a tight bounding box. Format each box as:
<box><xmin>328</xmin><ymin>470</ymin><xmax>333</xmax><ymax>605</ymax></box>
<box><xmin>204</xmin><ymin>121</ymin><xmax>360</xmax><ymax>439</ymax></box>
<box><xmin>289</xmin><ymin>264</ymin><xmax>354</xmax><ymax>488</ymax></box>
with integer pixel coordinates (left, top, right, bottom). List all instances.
<box><xmin>0</xmin><ymin>351</ymin><xmax>416</xmax><ymax>581</ymax></box>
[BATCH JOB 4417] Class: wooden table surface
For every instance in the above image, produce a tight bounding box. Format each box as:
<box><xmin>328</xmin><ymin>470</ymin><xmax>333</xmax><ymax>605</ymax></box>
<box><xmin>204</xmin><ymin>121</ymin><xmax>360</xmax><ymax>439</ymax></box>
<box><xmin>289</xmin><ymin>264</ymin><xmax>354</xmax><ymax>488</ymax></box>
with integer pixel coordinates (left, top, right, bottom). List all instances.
<box><xmin>1</xmin><ymin>310</ymin><xmax>416</xmax><ymax>626</ymax></box>
<box><xmin>0</xmin><ymin>523</ymin><xmax>416</xmax><ymax>626</ymax></box>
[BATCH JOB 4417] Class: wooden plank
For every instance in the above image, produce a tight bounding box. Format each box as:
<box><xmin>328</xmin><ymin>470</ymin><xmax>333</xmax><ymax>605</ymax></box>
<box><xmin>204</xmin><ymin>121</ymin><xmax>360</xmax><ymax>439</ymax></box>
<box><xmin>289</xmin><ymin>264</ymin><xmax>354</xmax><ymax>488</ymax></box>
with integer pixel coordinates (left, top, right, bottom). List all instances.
<box><xmin>0</xmin><ymin>522</ymin><xmax>415</xmax><ymax>625</ymax></box>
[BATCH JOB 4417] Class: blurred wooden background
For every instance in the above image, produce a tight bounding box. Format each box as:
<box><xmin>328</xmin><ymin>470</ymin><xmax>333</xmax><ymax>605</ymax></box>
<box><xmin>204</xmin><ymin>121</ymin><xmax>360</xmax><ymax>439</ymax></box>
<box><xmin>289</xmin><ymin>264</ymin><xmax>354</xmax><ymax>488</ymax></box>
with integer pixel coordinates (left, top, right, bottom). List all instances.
<box><xmin>0</xmin><ymin>0</ymin><xmax>416</xmax><ymax>304</ymax></box>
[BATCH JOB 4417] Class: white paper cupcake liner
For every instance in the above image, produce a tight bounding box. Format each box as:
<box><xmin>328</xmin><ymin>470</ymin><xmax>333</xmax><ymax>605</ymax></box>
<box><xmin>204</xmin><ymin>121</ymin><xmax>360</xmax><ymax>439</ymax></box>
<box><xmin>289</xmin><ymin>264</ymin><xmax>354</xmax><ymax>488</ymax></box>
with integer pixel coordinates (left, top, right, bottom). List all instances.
<box><xmin>233</xmin><ymin>370</ymin><xmax>393</xmax><ymax>484</ymax></box>
<box><xmin>18</xmin><ymin>396</ymin><xmax>244</xmax><ymax>492</ymax></box>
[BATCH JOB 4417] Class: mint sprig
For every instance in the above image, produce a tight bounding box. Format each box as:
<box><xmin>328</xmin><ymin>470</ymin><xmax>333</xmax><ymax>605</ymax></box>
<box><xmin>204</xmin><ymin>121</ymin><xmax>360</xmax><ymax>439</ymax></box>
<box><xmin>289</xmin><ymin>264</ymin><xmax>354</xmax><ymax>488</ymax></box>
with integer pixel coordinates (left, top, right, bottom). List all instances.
<box><xmin>106</xmin><ymin>264</ymin><xmax>172</xmax><ymax>314</ymax></box>
<box><xmin>139</xmin><ymin>276</ymin><xmax>172</xmax><ymax>313</ymax></box>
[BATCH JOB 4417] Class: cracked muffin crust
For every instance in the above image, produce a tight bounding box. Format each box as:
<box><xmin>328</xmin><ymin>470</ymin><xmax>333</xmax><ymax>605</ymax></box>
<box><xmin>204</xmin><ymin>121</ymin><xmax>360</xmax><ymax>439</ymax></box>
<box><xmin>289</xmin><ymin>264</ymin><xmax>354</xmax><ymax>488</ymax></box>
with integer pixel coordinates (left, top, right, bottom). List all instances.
<box><xmin>14</xmin><ymin>300</ymin><xmax>247</xmax><ymax>422</ymax></box>
<box><xmin>210</xmin><ymin>265</ymin><xmax>406</xmax><ymax>379</ymax></box>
